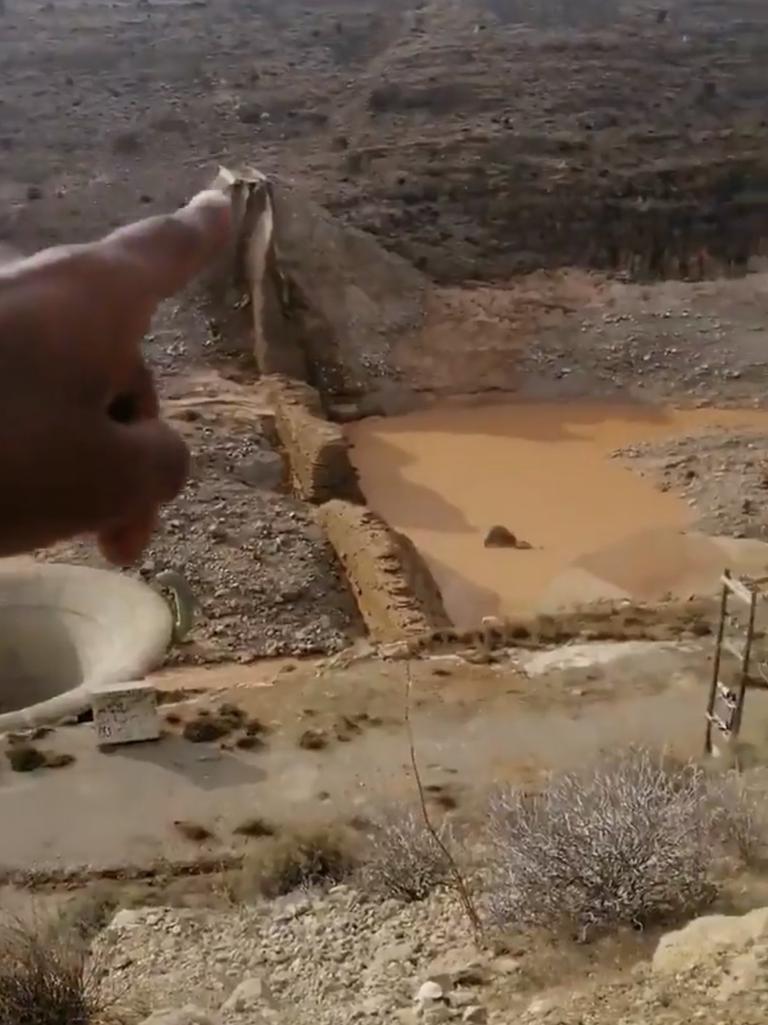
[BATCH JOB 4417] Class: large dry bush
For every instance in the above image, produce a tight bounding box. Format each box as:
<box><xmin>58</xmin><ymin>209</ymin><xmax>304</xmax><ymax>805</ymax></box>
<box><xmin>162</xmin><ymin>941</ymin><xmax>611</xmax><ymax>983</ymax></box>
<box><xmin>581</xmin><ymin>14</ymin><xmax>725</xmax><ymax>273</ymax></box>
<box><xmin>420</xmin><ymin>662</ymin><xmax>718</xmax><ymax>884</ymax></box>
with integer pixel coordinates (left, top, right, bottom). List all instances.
<box><xmin>356</xmin><ymin>805</ymin><xmax>453</xmax><ymax>902</ymax></box>
<box><xmin>709</xmin><ymin>768</ymin><xmax>768</xmax><ymax>867</ymax></box>
<box><xmin>485</xmin><ymin>749</ymin><xmax>720</xmax><ymax>939</ymax></box>
<box><xmin>0</xmin><ymin>913</ymin><xmax>118</xmax><ymax>1025</ymax></box>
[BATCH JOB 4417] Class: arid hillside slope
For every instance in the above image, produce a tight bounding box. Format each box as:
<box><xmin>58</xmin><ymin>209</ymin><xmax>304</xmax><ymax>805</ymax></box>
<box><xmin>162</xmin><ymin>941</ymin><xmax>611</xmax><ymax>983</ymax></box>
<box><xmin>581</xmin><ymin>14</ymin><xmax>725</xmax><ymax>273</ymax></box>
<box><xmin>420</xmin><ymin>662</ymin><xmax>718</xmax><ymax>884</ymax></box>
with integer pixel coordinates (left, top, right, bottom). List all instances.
<box><xmin>2</xmin><ymin>0</ymin><xmax>767</xmax><ymax>282</ymax></box>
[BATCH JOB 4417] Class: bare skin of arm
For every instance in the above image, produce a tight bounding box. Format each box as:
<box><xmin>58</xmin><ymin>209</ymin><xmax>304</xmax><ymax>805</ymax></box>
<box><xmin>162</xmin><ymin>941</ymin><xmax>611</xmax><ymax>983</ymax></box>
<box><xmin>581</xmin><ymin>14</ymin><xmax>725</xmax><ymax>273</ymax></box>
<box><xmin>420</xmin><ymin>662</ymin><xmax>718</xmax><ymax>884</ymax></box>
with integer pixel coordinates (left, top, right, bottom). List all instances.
<box><xmin>0</xmin><ymin>190</ymin><xmax>231</xmax><ymax>565</ymax></box>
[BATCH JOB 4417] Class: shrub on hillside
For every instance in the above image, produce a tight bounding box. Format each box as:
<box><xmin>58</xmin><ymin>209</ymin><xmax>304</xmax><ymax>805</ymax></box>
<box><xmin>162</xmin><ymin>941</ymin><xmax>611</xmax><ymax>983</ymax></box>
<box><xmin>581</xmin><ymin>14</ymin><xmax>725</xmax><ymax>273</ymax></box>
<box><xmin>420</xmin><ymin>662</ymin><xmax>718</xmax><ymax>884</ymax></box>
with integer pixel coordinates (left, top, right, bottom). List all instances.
<box><xmin>709</xmin><ymin>769</ymin><xmax>768</xmax><ymax>867</ymax></box>
<box><xmin>238</xmin><ymin>824</ymin><xmax>360</xmax><ymax>898</ymax></box>
<box><xmin>356</xmin><ymin>805</ymin><xmax>453</xmax><ymax>902</ymax></box>
<box><xmin>484</xmin><ymin>748</ymin><xmax>718</xmax><ymax>939</ymax></box>
<box><xmin>0</xmin><ymin>913</ymin><xmax>117</xmax><ymax>1025</ymax></box>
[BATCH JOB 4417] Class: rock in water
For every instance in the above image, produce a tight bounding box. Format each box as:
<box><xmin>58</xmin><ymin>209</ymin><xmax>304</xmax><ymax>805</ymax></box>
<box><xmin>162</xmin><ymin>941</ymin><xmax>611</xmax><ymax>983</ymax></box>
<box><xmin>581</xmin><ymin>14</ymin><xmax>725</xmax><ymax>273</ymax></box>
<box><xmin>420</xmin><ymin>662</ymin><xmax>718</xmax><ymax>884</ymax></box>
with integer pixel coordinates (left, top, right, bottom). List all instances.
<box><xmin>484</xmin><ymin>525</ymin><xmax>518</xmax><ymax>548</ymax></box>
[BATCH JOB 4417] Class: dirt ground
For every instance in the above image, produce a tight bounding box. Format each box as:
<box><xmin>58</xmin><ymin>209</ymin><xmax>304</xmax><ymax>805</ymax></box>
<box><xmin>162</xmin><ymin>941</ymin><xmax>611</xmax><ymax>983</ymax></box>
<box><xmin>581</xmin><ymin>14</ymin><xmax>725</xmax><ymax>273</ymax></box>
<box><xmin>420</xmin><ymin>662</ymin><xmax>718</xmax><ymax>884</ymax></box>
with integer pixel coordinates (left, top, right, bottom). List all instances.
<box><xmin>619</xmin><ymin>428</ymin><xmax>768</xmax><ymax>541</ymax></box>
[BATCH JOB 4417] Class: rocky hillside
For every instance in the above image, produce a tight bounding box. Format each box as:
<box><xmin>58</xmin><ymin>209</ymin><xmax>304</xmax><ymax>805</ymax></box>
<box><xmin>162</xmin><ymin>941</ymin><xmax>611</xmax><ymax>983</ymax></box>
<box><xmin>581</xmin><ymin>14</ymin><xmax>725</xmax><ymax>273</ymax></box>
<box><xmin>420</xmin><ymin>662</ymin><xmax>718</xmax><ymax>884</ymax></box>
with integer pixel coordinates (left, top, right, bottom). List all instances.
<box><xmin>95</xmin><ymin>896</ymin><xmax>768</xmax><ymax>1025</ymax></box>
<box><xmin>2</xmin><ymin>0</ymin><xmax>767</xmax><ymax>283</ymax></box>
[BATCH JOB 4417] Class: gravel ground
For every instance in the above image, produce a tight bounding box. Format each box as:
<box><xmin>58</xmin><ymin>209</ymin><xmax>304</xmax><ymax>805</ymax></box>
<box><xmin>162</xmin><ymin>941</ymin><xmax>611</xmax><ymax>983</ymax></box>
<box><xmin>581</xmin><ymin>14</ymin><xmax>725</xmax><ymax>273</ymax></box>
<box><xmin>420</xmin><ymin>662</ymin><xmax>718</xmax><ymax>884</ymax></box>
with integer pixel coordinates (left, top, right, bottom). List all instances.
<box><xmin>100</xmin><ymin>889</ymin><xmax>479</xmax><ymax>1024</ymax></box>
<box><xmin>513</xmin><ymin>273</ymin><xmax>768</xmax><ymax>408</ymax></box>
<box><xmin>95</xmin><ymin>889</ymin><xmax>768</xmax><ymax>1025</ymax></box>
<box><xmin>617</xmin><ymin>430</ymin><xmax>768</xmax><ymax>542</ymax></box>
<box><xmin>46</xmin><ymin>397</ymin><xmax>362</xmax><ymax>664</ymax></box>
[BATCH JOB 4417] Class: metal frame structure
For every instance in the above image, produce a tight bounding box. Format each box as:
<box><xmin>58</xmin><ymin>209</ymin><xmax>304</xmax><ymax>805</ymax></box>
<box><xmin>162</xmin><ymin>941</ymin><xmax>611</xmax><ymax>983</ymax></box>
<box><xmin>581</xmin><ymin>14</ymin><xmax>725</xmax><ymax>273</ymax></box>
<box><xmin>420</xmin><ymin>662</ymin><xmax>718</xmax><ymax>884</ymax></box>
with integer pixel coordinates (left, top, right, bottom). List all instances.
<box><xmin>704</xmin><ymin>570</ymin><xmax>767</xmax><ymax>761</ymax></box>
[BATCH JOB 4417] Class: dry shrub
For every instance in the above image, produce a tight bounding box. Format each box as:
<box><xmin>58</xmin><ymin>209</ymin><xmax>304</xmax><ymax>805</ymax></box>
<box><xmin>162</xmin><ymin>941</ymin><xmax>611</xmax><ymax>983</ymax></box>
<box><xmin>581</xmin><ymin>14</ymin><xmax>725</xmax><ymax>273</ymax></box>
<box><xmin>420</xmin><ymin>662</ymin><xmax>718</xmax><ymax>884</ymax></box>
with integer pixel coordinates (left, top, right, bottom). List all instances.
<box><xmin>0</xmin><ymin>913</ymin><xmax>119</xmax><ymax>1025</ymax></box>
<box><xmin>485</xmin><ymin>749</ymin><xmax>718</xmax><ymax>939</ymax></box>
<box><xmin>356</xmin><ymin>805</ymin><xmax>453</xmax><ymax>902</ymax></box>
<box><xmin>237</xmin><ymin>824</ymin><xmax>359</xmax><ymax>898</ymax></box>
<box><xmin>709</xmin><ymin>769</ymin><xmax>768</xmax><ymax>867</ymax></box>
<box><xmin>56</xmin><ymin>885</ymin><xmax>124</xmax><ymax>944</ymax></box>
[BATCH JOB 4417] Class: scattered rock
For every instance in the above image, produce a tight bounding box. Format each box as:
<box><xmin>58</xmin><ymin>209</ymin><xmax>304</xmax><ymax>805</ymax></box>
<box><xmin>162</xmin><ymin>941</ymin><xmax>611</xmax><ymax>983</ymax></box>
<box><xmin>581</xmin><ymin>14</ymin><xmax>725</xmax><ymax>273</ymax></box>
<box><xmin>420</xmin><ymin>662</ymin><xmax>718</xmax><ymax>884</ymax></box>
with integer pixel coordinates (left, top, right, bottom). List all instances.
<box><xmin>416</xmin><ymin>977</ymin><xmax>451</xmax><ymax>1005</ymax></box>
<box><xmin>715</xmin><ymin>950</ymin><xmax>764</xmax><ymax>1000</ymax></box>
<box><xmin>374</xmin><ymin>940</ymin><xmax>418</xmax><ymax>966</ymax></box>
<box><xmin>395</xmin><ymin>1011</ymin><xmax>419</xmax><ymax>1025</ymax></box>
<box><xmin>421</xmin><ymin>1008</ymin><xmax>451</xmax><ymax>1023</ymax></box>
<box><xmin>140</xmin><ymin>1008</ymin><xmax>218</xmax><ymax>1025</ymax></box>
<box><xmin>526</xmin><ymin>996</ymin><xmax>559</xmax><ymax>1017</ymax></box>
<box><xmin>426</xmin><ymin>948</ymin><xmax>486</xmax><ymax>984</ymax></box>
<box><xmin>652</xmin><ymin>906</ymin><xmax>768</xmax><ymax>976</ymax></box>
<box><xmin>450</xmin><ymin>990</ymin><xmax>481</xmax><ymax>1008</ymax></box>
<box><xmin>221</xmin><ymin>976</ymin><xmax>279</xmax><ymax>1014</ymax></box>
<box><xmin>234</xmin><ymin>450</ymin><xmax>284</xmax><ymax>490</ymax></box>
<box><xmin>491</xmin><ymin>955</ymin><xmax>521</xmax><ymax>976</ymax></box>
<box><xmin>462</xmin><ymin>1008</ymin><xmax>487</xmax><ymax>1024</ymax></box>
<box><xmin>108</xmin><ymin>908</ymin><xmax>148</xmax><ymax>932</ymax></box>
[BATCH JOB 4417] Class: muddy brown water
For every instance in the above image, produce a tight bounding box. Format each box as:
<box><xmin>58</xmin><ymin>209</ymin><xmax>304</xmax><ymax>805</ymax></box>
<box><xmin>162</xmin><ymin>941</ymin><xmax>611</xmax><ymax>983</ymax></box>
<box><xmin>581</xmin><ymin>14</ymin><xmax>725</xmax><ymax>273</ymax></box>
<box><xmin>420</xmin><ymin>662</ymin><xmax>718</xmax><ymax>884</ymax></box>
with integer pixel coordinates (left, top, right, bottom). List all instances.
<box><xmin>348</xmin><ymin>403</ymin><xmax>768</xmax><ymax>627</ymax></box>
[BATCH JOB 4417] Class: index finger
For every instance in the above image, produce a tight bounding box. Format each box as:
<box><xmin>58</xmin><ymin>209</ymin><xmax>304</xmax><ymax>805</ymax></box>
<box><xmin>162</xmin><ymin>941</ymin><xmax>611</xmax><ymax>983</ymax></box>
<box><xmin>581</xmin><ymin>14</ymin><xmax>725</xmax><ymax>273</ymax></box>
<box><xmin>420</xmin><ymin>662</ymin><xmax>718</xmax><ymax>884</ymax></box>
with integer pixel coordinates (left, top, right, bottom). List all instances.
<box><xmin>96</xmin><ymin>189</ymin><xmax>232</xmax><ymax>299</ymax></box>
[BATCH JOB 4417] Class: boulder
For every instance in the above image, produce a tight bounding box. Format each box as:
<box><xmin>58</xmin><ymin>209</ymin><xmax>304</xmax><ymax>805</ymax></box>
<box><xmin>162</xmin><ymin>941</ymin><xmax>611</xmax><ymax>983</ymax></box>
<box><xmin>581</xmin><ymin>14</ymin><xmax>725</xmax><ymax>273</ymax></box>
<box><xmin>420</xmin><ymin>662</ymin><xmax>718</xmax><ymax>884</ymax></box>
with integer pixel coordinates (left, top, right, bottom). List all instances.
<box><xmin>221</xmin><ymin>976</ymin><xmax>280</xmax><ymax>1014</ymax></box>
<box><xmin>462</xmin><ymin>1008</ymin><xmax>488</xmax><ymax>1024</ymax></box>
<box><xmin>108</xmin><ymin>908</ymin><xmax>148</xmax><ymax>932</ymax></box>
<box><xmin>415</xmin><ymin>977</ymin><xmax>451</xmax><ymax>1005</ymax></box>
<box><xmin>483</xmin><ymin>526</ymin><xmax>532</xmax><ymax>549</ymax></box>
<box><xmin>652</xmin><ymin>906</ymin><xmax>768</xmax><ymax>976</ymax></box>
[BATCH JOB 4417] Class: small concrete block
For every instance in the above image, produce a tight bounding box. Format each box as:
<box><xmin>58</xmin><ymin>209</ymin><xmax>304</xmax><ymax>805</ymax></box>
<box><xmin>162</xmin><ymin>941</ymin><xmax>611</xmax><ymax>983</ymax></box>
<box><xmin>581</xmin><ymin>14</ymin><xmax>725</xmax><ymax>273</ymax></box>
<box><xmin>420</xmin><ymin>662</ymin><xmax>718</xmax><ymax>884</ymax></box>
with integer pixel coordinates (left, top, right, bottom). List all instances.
<box><xmin>91</xmin><ymin>681</ymin><xmax>160</xmax><ymax>746</ymax></box>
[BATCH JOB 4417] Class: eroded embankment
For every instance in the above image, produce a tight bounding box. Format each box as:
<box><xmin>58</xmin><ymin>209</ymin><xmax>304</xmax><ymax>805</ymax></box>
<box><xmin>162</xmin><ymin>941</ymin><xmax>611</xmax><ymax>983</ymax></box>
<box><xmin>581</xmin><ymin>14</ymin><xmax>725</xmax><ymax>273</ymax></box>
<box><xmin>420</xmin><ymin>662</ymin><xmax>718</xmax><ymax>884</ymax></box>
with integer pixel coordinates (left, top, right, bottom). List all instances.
<box><xmin>268</xmin><ymin>377</ymin><xmax>449</xmax><ymax>641</ymax></box>
<box><xmin>268</xmin><ymin>376</ymin><xmax>363</xmax><ymax>504</ymax></box>
<box><xmin>316</xmin><ymin>500</ymin><xmax>450</xmax><ymax>643</ymax></box>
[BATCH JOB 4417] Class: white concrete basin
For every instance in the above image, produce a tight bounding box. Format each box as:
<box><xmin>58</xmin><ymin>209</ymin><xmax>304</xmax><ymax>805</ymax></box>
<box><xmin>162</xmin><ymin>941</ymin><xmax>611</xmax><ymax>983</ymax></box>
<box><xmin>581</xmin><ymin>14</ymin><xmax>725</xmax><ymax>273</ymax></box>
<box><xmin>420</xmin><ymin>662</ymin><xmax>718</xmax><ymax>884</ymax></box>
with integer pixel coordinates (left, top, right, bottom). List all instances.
<box><xmin>0</xmin><ymin>561</ymin><xmax>173</xmax><ymax>733</ymax></box>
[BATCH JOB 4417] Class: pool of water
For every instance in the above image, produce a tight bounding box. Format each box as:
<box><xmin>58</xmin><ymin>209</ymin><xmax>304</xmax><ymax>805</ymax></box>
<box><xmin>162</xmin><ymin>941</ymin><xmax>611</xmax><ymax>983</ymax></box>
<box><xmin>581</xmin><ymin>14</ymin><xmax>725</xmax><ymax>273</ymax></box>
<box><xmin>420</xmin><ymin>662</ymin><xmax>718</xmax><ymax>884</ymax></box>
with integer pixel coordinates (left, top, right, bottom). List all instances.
<box><xmin>348</xmin><ymin>402</ymin><xmax>768</xmax><ymax>627</ymax></box>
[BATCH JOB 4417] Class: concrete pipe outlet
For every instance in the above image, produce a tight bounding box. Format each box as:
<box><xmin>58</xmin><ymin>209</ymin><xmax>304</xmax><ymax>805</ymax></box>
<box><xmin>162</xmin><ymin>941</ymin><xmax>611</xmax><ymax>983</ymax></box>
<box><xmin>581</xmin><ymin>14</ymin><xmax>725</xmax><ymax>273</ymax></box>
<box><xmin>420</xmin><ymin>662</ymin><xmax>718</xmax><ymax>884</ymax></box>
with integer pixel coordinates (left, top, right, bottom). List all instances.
<box><xmin>0</xmin><ymin>561</ymin><xmax>174</xmax><ymax>733</ymax></box>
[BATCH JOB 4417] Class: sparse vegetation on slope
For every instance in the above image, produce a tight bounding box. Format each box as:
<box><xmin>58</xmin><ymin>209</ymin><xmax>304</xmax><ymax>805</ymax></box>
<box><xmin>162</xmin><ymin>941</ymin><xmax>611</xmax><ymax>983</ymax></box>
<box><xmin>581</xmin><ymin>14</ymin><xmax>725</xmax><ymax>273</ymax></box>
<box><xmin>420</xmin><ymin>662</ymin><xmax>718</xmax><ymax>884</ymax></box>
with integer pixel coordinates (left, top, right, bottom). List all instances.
<box><xmin>482</xmin><ymin>749</ymin><xmax>766</xmax><ymax>939</ymax></box>
<box><xmin>357</xmin><ymin>805</ymin><xmax>455</xmax><ymax>902</ymax></box>
<box><xmin>0</xmin><ymin>914</ymin><xmax>119</xmax><ymax>1025</ymax></box>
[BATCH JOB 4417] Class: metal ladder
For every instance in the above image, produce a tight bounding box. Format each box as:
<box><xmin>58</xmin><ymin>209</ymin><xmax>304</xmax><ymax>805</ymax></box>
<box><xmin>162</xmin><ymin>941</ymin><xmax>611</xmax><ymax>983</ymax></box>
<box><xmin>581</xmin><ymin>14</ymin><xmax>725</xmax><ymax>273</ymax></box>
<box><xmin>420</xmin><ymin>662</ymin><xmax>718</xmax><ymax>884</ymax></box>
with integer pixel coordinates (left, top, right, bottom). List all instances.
<box><xmin>704</xmin><ymin>570</ymin><xmax>765</xmax><ymax>761</ymax></box>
